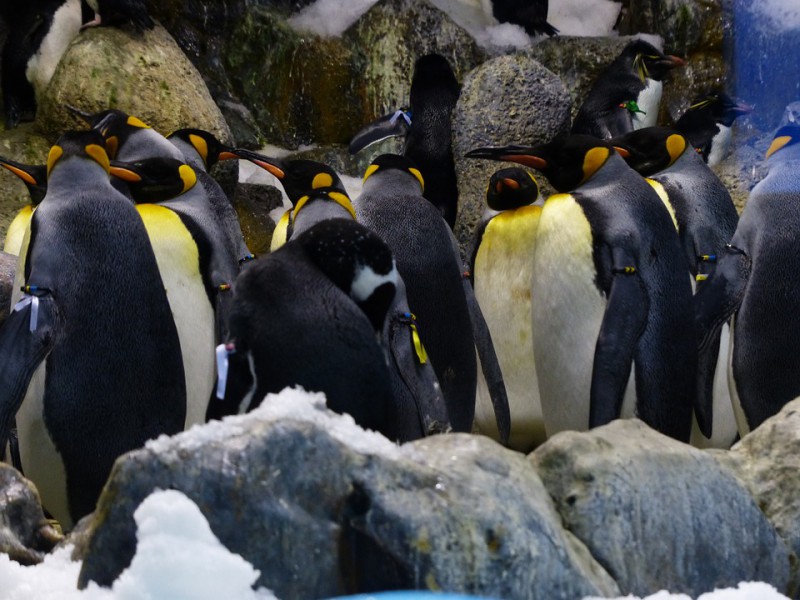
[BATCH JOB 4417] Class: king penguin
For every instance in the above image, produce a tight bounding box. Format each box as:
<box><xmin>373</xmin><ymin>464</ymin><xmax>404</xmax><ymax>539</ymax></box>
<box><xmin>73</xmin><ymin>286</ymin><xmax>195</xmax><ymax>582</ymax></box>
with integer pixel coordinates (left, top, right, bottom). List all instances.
<box><xmin>219</xmin><ymin>217</ymin><xmax>450</xmax><ymax>442</ymax></box>
<box><xmin>469</xmin><ymin>167</ymin><xmax>545</xmax><ymax>452</ymax></box>
<box><xmin>674</xmin><ymin>90</ymin><xmax>753</xmax><ymax>166</ymax></box>
<box><xmin>0</xmin><ymin>130</ymin><xmax>185</xmax><ymax>528</ymax></box>
<box><xmin>611</xmin><ymin>126</ymin><xmax>739</xmax><ymax>447</ymax></box>
<box><xmin>349</xmin><ymin>54</ymin><xmax>461</xmax><ymax>228</ymax></box>
<box><xmin>0</xmin><ymin>157</ymin><xmax>47</xmax><ymax>255</ymax></box>
<box><xmin>1</xmin><ymin>0</ymin><xmax>83</xmax><ymax>127</ymax></box>
<box><xmin>354</xmin><ymin>154</ymin><xmax>510</xmax><ymax>440</ymax></box>
<box><xmin>695</xmin><ymin>124</ymin><xmax>800</xmax><ymax>437</ymax></box>
<box><xmin>467</xmin><ymin>135</ymin><xmax>696</xmax><ymax>442</ymax></box>
<box><xmin>572</xmin><ymin>39</ymin><xmax>685</xmax><ymax>138</ymax></box>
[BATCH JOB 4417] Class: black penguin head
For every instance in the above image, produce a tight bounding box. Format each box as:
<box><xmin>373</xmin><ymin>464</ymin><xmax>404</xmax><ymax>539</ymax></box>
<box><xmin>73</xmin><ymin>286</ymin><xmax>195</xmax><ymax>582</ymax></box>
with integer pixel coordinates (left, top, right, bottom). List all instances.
<box><xmin>766</xmin><ymin>125</ymin><xmax>800</xmax><ymax>160</ymax></box>
<box><xmin>109</xmin><ymin>157</ymin><xmax>198</xmax><ymax>202</ymax></box>
<box><xmin>47</xmin><ymin>130</ymin><xmax>111</xmax><ymax>178</ymax></box>
<box><xmin>485</xmin><ymin>168</ymin><xmax>539</xmax><ymax>211</ymax></box>
<box><xmin>620</xmin><ymin>39</ymin><xmax>685</xmax><ymax>82</ymax></box>
<box><xmin>467</xmin><ymin>135</ymin><xmax>615</xmax><ymax>192</ymax></box>
<box><xmin>0</xmin><ymin>156</ymin><xmax>47</xmax><ymax>204</ymax></box>
<box><xmin>611</xmin><ymin>127</ymin><xmax>688</xmax><ymax>176</ymax></box>
<box><xmin>363</xmin><ymin>154</ymin><xmax>425</xmax><ymax>193</ymax></box>
<box><xmin>410</xmin><ymin>53</ymin><xmax>460</xmax><ymax>108</ymax></box>
<box><xmin>683</xmin><ymin>90</ymin><xmax>753</xmax><ymax>127</ymax></box>
<box><xmin>68</xmin><ymin>107</ymin><xmax>151</xmax><ymax>159</ymax></box>
<box><xmin>295</xmin><ymin>218</ymin><xmax>398</xmax><ymax>334</ymax></box>
<box><xmin>167</xmin><ymin>128</ymin><xmax>237</xmax><ymax>169</ymax></box>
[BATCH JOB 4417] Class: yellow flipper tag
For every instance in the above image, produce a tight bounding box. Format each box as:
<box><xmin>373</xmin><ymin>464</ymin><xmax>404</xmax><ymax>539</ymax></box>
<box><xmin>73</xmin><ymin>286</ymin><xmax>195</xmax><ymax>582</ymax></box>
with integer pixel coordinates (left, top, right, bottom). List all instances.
<box><xmin>406</xmin><ymin>312</ymin><xmax>428</xmax><ymax>365</ymax></box>
<box><xmin>696</xmin><ymin>273</ymin><xmax>709</xmax><ymax>282</ymax></box>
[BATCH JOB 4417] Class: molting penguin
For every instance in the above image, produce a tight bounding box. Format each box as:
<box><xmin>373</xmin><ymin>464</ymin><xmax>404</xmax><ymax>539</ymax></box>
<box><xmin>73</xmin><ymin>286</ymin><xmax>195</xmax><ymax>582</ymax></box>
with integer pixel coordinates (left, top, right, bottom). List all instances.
<box><xmin>611</xmin><ymin>126</ymin><xmax>740</xmax><ymax>448</ymax></box>
<box><xmin>354</xmin><ymin>154</ymin><xmax>510</xmax><ymax>440</ymax></box>
<box><xmin>469</xmin><ymin>167</ymin><xmax>544</xmax><ymax>452</ymax></box>
<box><xmin>695</xmin><ymin>124</ymin><xmax>800</xmax><ymax>437</ymax></box>
<box><xmin>489</xmin><ymin>0</ymin><xmax>558</xmax><ymax>37</ymax></box>
<box><xmin>218</xmin><ymin>217</ymin><xmax>450</xmax><ymax>442</ymax></box>
<box><xmin>572</xmin><ymin>39</ymin><xmax>685</xmax><ymax>138</ymax></box>
<box><xmin>0</xmin><ymin>130</ymin><xmax>185</xmax><ymax>527</ymax></box>
<box><xmin>467</xmin><ymin>135</ymin><xmax>697</xmax><ymax>442</ymax></box>
<box><xmin>82</xmin><ymin>0</ymin><xmax>154</xmax><ymax>31</ymax></box>
<box><xmin>1</xmin><ymin>0</ymin><xmax>83</xmax><ymax>127</ymax></box>
<box><xmin>674</xmin><ymin>91</ymin><xmax>753</xmax><ymax>166</ymax></box>
<box><xmin>349</xmin><ymin>54</ymin><xmax>461</xmax><ymax>228</ymax></box>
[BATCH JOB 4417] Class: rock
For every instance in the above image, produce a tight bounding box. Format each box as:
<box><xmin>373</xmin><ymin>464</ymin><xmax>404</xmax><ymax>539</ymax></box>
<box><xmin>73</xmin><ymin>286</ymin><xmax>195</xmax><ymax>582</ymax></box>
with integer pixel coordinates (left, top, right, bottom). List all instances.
<box><xmin>452</xmin><ymin>53</ymin><xmax>571</xmax><ymax>252</ymax></box>
<box><xmin>36</xmin><ymin>25</ymin><xmax>232</xmax><ymax>147</ymax></box>
<box><xmin>531</xmin><ymin>419</ymin><xmax>791</xmax><ymax>598</ymax></box>
<box><xmin>713</xmin><ymin>127</ymin><xmax>770</xmax><ymax>213</ymax></box>
<box><xmin>231</xmin><ymin>183</ymin><xmax>284</xmax><ymax>257</ymax></box>
<box><xmin>77</xmin><ymin>389</ymin><xmax>619</xmax><ymax>599</ymax></box>
<box><xmin>0</xmin><ymin>124</ymin><xmax>50</xmax><ymax>242</ymax></box>
<box><xmin>344</xmin><ymin>0</ymin><xmax>487</xmax><ymax>123</ymax></box>
<box><xmin>727</xmin><ymin>397</ymin><xmax>800</xmax><ymax>597</ymax></box>
<box><xmin>0</xmin><ymin>464</ymin><xmax>63</xmax><ymax>565</ymax></box>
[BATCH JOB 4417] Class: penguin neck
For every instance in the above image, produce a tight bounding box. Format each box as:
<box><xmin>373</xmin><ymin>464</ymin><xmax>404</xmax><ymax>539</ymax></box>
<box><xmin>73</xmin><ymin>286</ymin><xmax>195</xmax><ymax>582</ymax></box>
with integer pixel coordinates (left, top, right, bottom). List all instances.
<box><xmin>116</xmin><ymin>131</ymin><xmax>184</xmax><ymax>162</ymax></box>
<box><xmin>578</xmin><ymin>152</ymin><xmax>628</xmax><ymax>190</ymax></box>
<box><xmin>292</xmin><ymin>200</ymin><xmax>354</xmax><ymax>238</ymax></box>
<box><xmin>48</xmin><ymin>158</ymin><xmax>113</xmax><ymax>194</ymax></box>
<box><xmin>169</xmin><ymin>138</ymin><xmax>208</xmax><ymax>172</ymax></box>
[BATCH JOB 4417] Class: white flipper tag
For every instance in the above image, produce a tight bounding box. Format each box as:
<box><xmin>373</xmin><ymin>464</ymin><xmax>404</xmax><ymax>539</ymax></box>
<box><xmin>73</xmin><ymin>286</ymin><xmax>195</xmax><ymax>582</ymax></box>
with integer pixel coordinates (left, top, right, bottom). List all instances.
<box><xmin>215</xmin><ymin>344</ymin><xmax>230</xmax><ymax>400</ymax></box>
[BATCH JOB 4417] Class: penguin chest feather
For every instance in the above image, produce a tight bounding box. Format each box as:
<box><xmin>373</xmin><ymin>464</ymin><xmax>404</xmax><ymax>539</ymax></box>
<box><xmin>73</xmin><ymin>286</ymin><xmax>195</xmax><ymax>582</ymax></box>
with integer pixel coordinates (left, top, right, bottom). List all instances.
<box><xmin>633</xmin><ymin>79</ymin><xmax>662</xmax><ymax>129</ymax></box>
<box><xmin>24</xmin><ymin>0</ymin><xmax>83</xmax><ymax>96</ymax></box>
<box><xmin>137</xmin><ymin>204</ymin><xmax>216</xmax><ymax>429</ymax></box>
<box><xmin>474</xmin><ymin>206</ymin><xmax>543</xmax><ymax>449</ymax></box>
<box><xmin>532</xmin><ymin>195</ymin><xmax>606</xmax><ymax>436</ymax></box>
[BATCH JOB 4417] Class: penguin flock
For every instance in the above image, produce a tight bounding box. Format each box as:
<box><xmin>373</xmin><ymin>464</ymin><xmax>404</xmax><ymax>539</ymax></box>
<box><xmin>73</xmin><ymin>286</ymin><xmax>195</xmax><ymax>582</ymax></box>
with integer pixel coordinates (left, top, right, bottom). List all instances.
<box><xmin>0</xmin><ymin>30</ymin><xmax>788</xmax><ymax>531</ymax></box>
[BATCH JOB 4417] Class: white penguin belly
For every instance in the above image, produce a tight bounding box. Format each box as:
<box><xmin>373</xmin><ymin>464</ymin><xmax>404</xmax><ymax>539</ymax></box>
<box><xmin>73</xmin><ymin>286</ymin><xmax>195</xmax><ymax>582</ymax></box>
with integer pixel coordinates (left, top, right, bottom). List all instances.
<box><xmin>25</xmin><ymin>0</ymin><xmax>83</xmax><ymax>99</ymax></box>
<box><xmin>473</xmin><ymin>207</ymin><xmax>544</xmax><ymax>451</ymax></box>
<box><xmin>707</xmin><ymin>125</ymin><xmax>732</xmax><ymax>167</ymax></box>
<box><xmin>532</xmin><ymin>196</ymin><xmax>607</xmax><ymax>436</ymax></box>
<box><xmin>138</xmin><ymin>206</ymin><xmax>216</xmax><ymax>429</ymax></box>
<box><xmin>633</xmin><ymin>79</ymin><xmax>662</xmax><ymax>129</ymax></box>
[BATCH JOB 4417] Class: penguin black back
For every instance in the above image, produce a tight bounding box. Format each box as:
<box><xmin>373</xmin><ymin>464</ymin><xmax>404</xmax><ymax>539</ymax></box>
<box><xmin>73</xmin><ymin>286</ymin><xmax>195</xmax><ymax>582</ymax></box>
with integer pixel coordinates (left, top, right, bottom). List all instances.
<box><xmin>404</xmin><ymin>53</ymin><xmax>461</xmax><ymax>228</ymax></box>
<box><xmin>490</xmin><ymin>0</ymin><xmax>558</xmax><ymax>37</ymax></box>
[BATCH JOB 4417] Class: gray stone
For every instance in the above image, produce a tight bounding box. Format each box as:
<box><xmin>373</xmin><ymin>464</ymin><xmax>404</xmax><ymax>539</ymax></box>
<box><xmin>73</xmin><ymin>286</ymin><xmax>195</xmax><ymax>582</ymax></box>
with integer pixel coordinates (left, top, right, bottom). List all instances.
<box><xmin>452</xmin><ymin>53</ymin><xmax>570</xmax><ymax>251</ymax></box>
<box><xmin>0</xmin><ymin>464</ymin><xmax>63</xmax><ymax>565</ymax></box>
<box><xmin>713</xmin><ymin>127</ymin><xmax>770</xmax><ymax>213</ymax></box>
<box><xmin>727</xmin><ymin>397</ymin><xmax>800</xmax><ymax>597</ymax></box>
<box><xmin>77</xmin><ymin>391</ymin><xmax>619</xmax><ymax>599</ymax></box>
<box><xmin>231</xmin><ymin>182</ymin><xmax>284</xmax><ymax>257</ymax></box>
<box><xmin>531</xmin><ymin>419</ymin><xmax>791</xmax><ymax>598</ymax></box>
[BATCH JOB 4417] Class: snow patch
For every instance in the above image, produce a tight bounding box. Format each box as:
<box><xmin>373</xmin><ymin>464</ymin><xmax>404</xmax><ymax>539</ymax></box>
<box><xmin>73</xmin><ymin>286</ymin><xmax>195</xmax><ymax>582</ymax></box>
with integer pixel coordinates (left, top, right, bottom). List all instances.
<box><xmin>582</xmin><ymin>581</ymin><xmax>790</xmax><ymax>600</ymax></box>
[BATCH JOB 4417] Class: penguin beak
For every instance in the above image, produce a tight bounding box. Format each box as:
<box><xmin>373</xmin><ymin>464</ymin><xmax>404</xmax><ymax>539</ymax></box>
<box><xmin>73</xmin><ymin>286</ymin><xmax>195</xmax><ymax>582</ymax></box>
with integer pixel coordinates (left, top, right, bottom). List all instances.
<box><xmin>731</xmin><ymin>101</ymin><xmax>754</xmax><ymax>116</ymax></box>
<box><xmin>466</xmin><ymin>146</ymin><xmax>548</xmax><ymax>170</ymax></box>
<box><xmin>227</xmin><ymin>148</ymin><xmax>287</xmax><ymax>180</ymax></box>
<box><xmin>612</xmin><ymin>146</ymin><xmax>631</xmax><ymax>159</ymax></box>
<box><xmin>65</xmin><ymin>104</ymin><xmax>94</xmax><ymax>124</ymax></box>
<box><xmin>660</xmin><ymin>55</ymin><xmax>686</xmax><ymax>68</ymax></box>
<box><xmin>0</xmin><ymin>156</ymin><xmax>45</xmax><ymax>187</ymax></box>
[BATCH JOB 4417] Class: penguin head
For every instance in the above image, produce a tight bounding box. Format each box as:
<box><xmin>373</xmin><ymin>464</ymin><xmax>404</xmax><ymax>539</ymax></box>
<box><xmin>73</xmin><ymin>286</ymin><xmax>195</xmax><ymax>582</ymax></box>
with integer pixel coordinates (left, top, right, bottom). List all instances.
<box><xmin>363</xmin><ymin>154</ymin><xmax>425</xmax><ymax>193</ymax></box>
<box><xmin>47</xmin><ymin>130</ymin><xmax>111</xmax><ymax>178</ymax></box>
<box><xmin>167</xmin><ymin>128</ymin><xmax>238</xmax><ymax>170</ymax></box>
<box><xmin>611</xmin><ymin>127</ymin><xmax>688</xmax><ymax>176</ymax></box>
<box><xmin>109</xmin><ymin>157</ymin><xmax>198</xmax><ymax>202</ymax></box>
<box><xmin>485</xmin><ymin>168</ymin><xmax>540</xmax><ymax>211</ymax></box>
<box><xmin>410</xmin><ymin>53</ymin><xmax>460</xmax><ymax>108</ymax></box>
<box><xmin>685</xmin><ymin>90</ymin><xmax>753</xmax><ymax>128</ymax></box>
<box><xmin>621</xmin><ymin>39</ymin><xmax>685</xmax><ymax>82</ymax></box>
<box><xmin>466</xmin><ymin>135</ymin><xmax>615</xmax><ymax>192</ymax></box>
<box><xmin>295</xmin><ymin>218</ymin><xmax>398</xmax><ymax>334</ymax></box>
<box><xmin>67</xmin><ymin>107</ymin><xmax>151</xmax><ymax>159</ymax></box>
<box><xmin>766</xmin><ymin>125</ymin><xmax>800</xmax><ymax>162</ymax></box>
<box><xmin>0</xmin><ymin>156</ymin><xmax>47</xmax><ymax>204</ymax></box>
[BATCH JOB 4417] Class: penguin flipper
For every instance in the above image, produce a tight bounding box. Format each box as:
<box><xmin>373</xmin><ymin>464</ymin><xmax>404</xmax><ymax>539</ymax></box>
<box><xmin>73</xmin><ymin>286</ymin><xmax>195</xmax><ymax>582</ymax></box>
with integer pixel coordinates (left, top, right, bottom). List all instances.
<box><xmin>693</xmin><ymin>246</ymin><xmax>751</xmax><ymax>437</ymax></box>
<box><xmin>0</xmin><ymin>295</ymin><xmax>59</xmax><ymax>450</ymax></box>
<box><xmin>590</xmin><ymin>255</ymin><xmax>649</xmax><ymax>428</ymax></box>
<box><xmin>348</xmin><ymin>110</ymin><xmax>411</xmax><ymax>154</ymax></box>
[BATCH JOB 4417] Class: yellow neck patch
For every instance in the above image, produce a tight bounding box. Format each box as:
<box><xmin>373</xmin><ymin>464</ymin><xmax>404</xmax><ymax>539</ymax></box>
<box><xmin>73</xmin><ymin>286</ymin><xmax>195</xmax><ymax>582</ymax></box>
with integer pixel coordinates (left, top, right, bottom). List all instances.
<box><xmin>271</xmin><ymin>210</ymin><xmax>291</xmax><ymax>251</ymax></box>
<box><xmin>46</xmin><ymin>146</ymin><xmax>63</xmax><ymax>176</ymax></box>
<box><xmin>646</xmin><ymin>178</ymin><xmax>679</xmax><ymax>230</ymax></box>
<box><xmin>666</xmin><ymin>134</ymin><xmax>687</xmax><ymax>164</ymax></box>
<box><xmin>126</xmin><ymin>116</ymin><xmax>150</xmax><ymax>129</ymax></box>
<box><xmin>767</xmin><ymin>135</ymin><xmax>793</xmax><ymax>159</ymax></box>
<box><xmin>189</xmin><ymin>134</ymin><xmax>209</xmax><ymax>164</ymax></box>
<box><xmin>85</xmin><ymin>144</ymin><xmax>110</xmax><ymax>173</ymax></box>
<box><xmin>293</xmin><ymin>191</ymin><xmax>357</xmax><ymax>222</ymax></box>
<box><xmin>581</xmin><ymin>147</ymin><xmax>610</xmax><ymax>183</ymax></box>
<box><xmin>363</xmin><ymin>164</ymin><xmax>379</xmax><ymax>182</ymax></box>
<box><xmin>409</xmin><ymin>167</ymin><xmax>425</xmax><ymax>192</ymax></box>
<box><xmin>178</xmin><ymin>164</ymin><xmax>197</xmax><ymax>193</ymax></box>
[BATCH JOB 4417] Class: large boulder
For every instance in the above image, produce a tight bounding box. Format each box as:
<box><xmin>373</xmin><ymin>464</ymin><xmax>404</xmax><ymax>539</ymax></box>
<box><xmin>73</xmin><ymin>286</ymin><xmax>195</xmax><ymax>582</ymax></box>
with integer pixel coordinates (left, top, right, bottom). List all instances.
<box><xmin>726</xmin><ymin>397</ymin><xmax>800</xmax><ymax>597</ymax></box>
<box><xmin>0</xmin><ymin>124</ymin><xmax>50</xmax><ymax>241</ymax></box>
<box><xmin>76</xmin><ymin>388</ymin><xmax>619</xmax><ymax>599</ymax></box>
<box><xmin>0</xmin><ymin>464</ymin><xmax>62</xmax><ymax>565</ymax></box>
<box><xmin>531</xmin><ymin>419</ymin><xmax>791</xmax><ymax>598</ymax></box>
<box><xmin>452</xmin><ymin>53</ymin><xmax>571</xmax><ymax>250</ymax></box>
